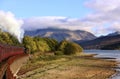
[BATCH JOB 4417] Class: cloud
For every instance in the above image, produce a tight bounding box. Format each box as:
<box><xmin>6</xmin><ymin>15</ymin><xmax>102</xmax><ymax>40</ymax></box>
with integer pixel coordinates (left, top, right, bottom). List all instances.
<box><xmin>84</xmin><ymin>0</ymin><xmax>120</xmax><ymax>22</ymax></box>
<box><xmin>109</xmin><ymin>22</ymin><xmax>120</xmax><ymax>31</ymax></box>
<box><xmin>22</xmin><ymin>16</ymin><xmax>95</xmax><ymax>33</ymax></box>
<box><xmin>85</xmin><ymin>0</ymin><xmax>120</xmax><ymax>12</ymax></box>
<box><xmin>22</xmin><ymin>0</ymin><xmax>120</xmax><ymax>36</ymax></box>
<box><xmin>86</xmin><ymin>0</ymin><xmax>120</xmax><ymax>18</ymax></box>
<box><xmin>83</xmin><ymin>0</ymin><xmax>120</xmax><ymax>34</ymax></box>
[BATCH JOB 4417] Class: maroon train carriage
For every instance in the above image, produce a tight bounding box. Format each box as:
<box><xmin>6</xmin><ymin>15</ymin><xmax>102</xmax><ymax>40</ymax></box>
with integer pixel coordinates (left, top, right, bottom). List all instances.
<box><xmin>0</xmin><ymin>44</ymin><xmax>25</xmax><ymax>62</ymax></box>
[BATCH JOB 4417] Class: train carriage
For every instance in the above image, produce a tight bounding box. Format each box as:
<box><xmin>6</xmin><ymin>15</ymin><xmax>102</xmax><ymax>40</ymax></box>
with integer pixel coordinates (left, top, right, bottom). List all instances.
<box><xmin>0</xmin><ymin>44</ymin><xmax>25</xmax><ymax>62</ymax></box>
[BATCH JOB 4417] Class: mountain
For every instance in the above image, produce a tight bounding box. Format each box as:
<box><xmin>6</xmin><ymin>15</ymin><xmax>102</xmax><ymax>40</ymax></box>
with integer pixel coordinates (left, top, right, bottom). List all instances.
<box><xmin>77</xmin><ymin>34</ymin><xmax>120</xmax><ymax>49</ymax></box>
<box><xmin>25</xmin><ymin>28</ymin><xmax>96</xmax><ymax>41</ymax></box>
<box><xmin>101</xmin><ymin>41</ymin><xmax>120</xmax><ymax>50</ymax></box>
<box><xmin>108</xmin><ymin>31</ymin><xmax>120</xmax><ymax>36</ymax></box>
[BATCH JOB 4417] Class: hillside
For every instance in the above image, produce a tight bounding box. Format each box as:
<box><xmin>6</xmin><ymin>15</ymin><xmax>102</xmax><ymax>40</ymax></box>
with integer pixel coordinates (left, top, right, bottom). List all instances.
<box><xmin>77</xmin><ymin>35</ymin><xmax>120</xmax><ymax>49</ymax></box>
<box><xmin>101</xmin><ymin>42</ymin><xmax>120</xmax><ymax>50</ymax></box>
<box><xmin>25</xmin><ymin>28</ymin><xmax>96</xmax><ymax>41</ymax></box>
<box><xmin>108</xmin><ymin>31</ymin><xmax>120</xmax><ymax>36</ymax></box>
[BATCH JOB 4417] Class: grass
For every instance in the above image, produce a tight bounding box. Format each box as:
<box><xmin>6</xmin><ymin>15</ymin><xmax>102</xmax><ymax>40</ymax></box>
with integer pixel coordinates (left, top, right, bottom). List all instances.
<box><xmin>17</xmin><ymin>53</ymin><xmax>117</xmax><ymax>79</ymax></box>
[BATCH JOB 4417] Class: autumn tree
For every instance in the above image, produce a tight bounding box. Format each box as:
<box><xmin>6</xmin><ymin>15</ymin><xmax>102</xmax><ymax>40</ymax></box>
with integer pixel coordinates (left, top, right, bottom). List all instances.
<box><xmin>23</xmin><ymin>36</ymin><xmax>37</xmax><ymax>54</ymax></box>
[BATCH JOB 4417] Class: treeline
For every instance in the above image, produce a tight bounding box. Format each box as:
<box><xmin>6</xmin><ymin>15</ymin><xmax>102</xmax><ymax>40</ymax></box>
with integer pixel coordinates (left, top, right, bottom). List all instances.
<box><xmin>23</xmin><ymin>36</ymin><xmax>58</xmax><ymax>53</ymax></box>
<box><xmin>0</xmin><ymin>30</ymin><xmax>83</xmax><ymax>55</ymax></box>
<box><xmin>0</xmin><ymin>30</ymin><xmax>20</xmax><ymax>46</ymax></box>
<box><xmin>23</xmin><ymin>36</ymin><xmax>83</xmax><ymax>55</ymax></box>
<box><xmin>101</xmin><ymin>42</ymin><xmax>120</xmax><ymax>50</ymax></box>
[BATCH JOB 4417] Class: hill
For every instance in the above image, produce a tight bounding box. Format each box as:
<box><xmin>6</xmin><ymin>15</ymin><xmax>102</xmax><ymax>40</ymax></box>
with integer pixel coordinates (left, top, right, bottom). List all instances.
<box><xmin>25</xmin><ymin>28</ymin><xmax>96</xmax><ymax>41</ymax></box>
<box><xmin>101</xmin><ymin>41</ymin><xmax>120</xmax><ymax>50</ymax></box>
<box><xmin>77</xmin><ymin>35</ymin><xmax>120</xmax><ymax>49</ymax></box>
<box><xmin>108</xmin><ymin>31</ymin><xmax>120</xmax><ymax>36</ymax></box>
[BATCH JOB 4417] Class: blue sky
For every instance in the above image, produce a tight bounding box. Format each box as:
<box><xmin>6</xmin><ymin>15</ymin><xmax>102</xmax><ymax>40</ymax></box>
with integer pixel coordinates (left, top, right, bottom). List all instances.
<box><xmin>0</xmin><ymin>0</ymin><xmax>91</xmax><ymax>18</ymax></box>
<box><xmin>0</xmin><ymin>0</ymin><xmax>120</xmax><ymax>36</ymax></box>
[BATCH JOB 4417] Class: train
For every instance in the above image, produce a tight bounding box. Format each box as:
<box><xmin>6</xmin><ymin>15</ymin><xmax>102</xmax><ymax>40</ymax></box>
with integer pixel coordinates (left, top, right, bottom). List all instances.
<box><xmin>0</xmin><ymin>44</ymin><xmax>25</xmax><ymax>62</ymax></box>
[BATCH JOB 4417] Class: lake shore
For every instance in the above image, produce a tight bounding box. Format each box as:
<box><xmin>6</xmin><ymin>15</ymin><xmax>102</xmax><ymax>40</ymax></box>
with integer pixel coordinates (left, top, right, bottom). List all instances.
<box><xmin>84</xmin><ymin>50</ymin><xmax>120</xmax><ymax>79</ymax></box>
<box><xmin>108</xmin><ymin>60</ymin><xmax>120</xmax><ymax>79</ymax></box>
<box><xmin>17</xmin><ymin>53</ymin><xmax>117</xmax><ymax>79</ymax></box>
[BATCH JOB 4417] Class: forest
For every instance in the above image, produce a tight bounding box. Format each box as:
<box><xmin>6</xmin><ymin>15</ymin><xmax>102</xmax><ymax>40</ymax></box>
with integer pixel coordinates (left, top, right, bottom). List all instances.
<box><xmin>0</xmin><ymin>30</ymin><xmax>83</xmax><ymax>55</ymax></box>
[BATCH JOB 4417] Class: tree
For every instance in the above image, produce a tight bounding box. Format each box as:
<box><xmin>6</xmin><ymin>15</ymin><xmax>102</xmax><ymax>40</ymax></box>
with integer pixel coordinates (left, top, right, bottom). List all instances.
<box><xmin>64</xmin><ymin>42</ymin><xmax>83</xmax><ymax>55</ymax></box>
<box><xmin>34</xmin><ymin>37</ymin><xmax>51</xmax><ymax>52</ymax></box>
<box><xmin>57</xmin><ymin>40</ymin><xmax>83</xmax><ymax>55</ymax></box>
<box><xmin>0</xmin><ymin>31</ymin><xmax>20</xmax><ymax>46</ymax></box>
<box><xmin>57</xmin><ymin>40</ymin><xmax>68</xmax><ymax>51</ymax></box>
<box><xmin>23</xmin><ymin>36</ymin><xmax>37</xmax><ymax>54</ymax></box>
<box><xmin>43</xmin><ymin>37</ymin><xmax>58</xmax><ymax>51</ymax></box>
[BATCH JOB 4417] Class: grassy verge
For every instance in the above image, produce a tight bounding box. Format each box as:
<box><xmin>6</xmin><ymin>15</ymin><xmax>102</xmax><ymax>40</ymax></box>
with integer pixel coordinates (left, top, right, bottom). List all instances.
<box><xmin>17</xmin><ymin>53</ymin><xmax>117</xmax><ymax>79</ymax></box>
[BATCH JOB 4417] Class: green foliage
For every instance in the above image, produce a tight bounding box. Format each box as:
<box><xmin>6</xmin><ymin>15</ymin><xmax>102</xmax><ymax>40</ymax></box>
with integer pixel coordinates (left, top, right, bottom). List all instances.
<box><xmin>57</xmin><ymin>40</ymin><xmax>68</xmax><ymax>51</ymax></box>
<box><xmin>64</xmin><ymin>42</ymin><xmax>83</xmax><ymax>55</ymax></box>
<box><xmin>43</xmin><ymin>38</ymin><xmax>58</xmax><ymax>51</ymax></box>
<box><xmin>57</xmin><ymin>40</ymin><xmax>83</xmax><ymax>55</ymax></box>
<box><xmin>0</xmin><ymin>29</ymin><xmax>83</xmax><ymax>55</ymax></box>
<box><xmin>23</xmin><ymin>36</ymin><xmax>37</xmax><ymax>54</ymax></box>
<box><xmin>54</xmin><ymin>51</ymin><xmax>64</xmax><ymax>55</ymax></box>
<box><xmin>0</xmin><ymin>30</ymin><xmax>20</xmax><ymax>46</ymax></box>
<box><xmin>22</xmin><ymin>36</ymin><xmax>59</xmax><ymax>54</ymax></box>
<box><xmin>34</xmin><ymin>37</ymin><xmax>51</xmax><ymax>52</ymax></box>
<box><xmin>8</xmin><ymin>34</ymin><xmax>21</xmax><ymax>46</ymax></box>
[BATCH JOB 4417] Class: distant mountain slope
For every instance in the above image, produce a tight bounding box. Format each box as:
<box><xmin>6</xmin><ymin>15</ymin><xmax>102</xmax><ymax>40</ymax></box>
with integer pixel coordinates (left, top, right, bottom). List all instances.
<box><xmin>78</xmin><ymin>35</ymin><xmax>120</xmax><ymax>49</ymax></box>
<box><xmin>25</xmin><ymin>28</ymin><xmax>96</xmax><ymax>41</ymax></box>
<box><xmin>108</xmin><ymin>31</ymin><xmax>120</xmax><ymax>36</ymax></box>
<box><xmin>101</xmin><ymin>41</ymin><xmax>120</xmax><ymax>50</ymax></box>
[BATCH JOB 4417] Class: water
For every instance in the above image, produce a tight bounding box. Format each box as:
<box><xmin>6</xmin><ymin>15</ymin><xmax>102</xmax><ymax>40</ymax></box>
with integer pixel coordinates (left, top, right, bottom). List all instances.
<box><xmin>84</xmin><ymin>50</ymin><xmax>120</xmax><ymax>79</ymax></box>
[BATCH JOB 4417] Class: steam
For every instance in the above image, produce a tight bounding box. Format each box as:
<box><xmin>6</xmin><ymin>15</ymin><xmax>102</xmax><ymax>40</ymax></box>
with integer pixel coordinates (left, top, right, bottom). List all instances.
<box><xmin>0</xmin><ymin>10</ymin><xmax>24</xmax><ymax>42</ymax></box>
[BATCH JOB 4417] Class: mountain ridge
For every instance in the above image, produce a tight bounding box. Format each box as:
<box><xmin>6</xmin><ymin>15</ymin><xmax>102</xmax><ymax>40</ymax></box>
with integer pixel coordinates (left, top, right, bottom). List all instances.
<box><xmin>77</xmin><ymin>34</ymin><xmax>120</xmax><ymax>49</ymax></box>
<box><xmin>107</xmin><ymin>31</ymin><xmax>120</xmax><ymax>36</ymax></box>
<box><xmin>25</xmin><ymin>28</ymin><xmax>96</xmax><ymax>41</ymax></box>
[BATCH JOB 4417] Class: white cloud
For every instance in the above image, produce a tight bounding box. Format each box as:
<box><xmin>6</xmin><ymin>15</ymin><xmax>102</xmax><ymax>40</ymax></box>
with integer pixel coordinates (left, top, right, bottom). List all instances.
<box><xmin>22</xmin><ymin>0</ymin><xmax>120</xmax><ymax>36</ymax></box>
<box><xmin>83</xmin><ymin>0</ymin><xmax>120</xmax><ymax>35</ymax></box>
<box><xmin>85</xmin><ymin>0</ymin><xmax>120</xmax><ymax>12</ymax></box>
<box><xmin>109</xmin><ymin>22</ymin><xmax>120</xmax><ymax>31</ymax></box>
<box><xmin>22</xmin><ymin>16</ymin><xmax>95</xmax><ymax>33</ymax></box>
<box><xmin>84</xmin><ymin>0</ymin><xmax>120</xmax><ymax>22</ymax></box>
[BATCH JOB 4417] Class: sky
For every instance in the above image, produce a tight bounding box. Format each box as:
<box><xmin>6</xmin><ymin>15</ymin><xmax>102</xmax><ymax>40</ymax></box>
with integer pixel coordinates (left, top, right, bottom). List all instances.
<box><xmin>0</xmin><ymin>0</ymin><xmax>90</xmax><ymax>18</ymax></box>
<box><xmin>0</xmin><ymin>0</ymin><xmax>120</xmax><ymax>36</ymax></box>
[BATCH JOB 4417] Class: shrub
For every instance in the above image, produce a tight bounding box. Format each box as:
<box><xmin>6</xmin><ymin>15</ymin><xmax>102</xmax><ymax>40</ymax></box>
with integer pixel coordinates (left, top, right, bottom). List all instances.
<box><xmin>43</xmin><ymin>38</ymin><xmax>58</xmax><ymax>51</ymax></box>
<box><xmin>54</xmin><ymin>51</ymin><xmax>64</xmax><ymax>55</ymax></box>
<box><xmin>64</xmin><ymin>42</ymin><xmax>83</xmax><ymax>55</ymax></box>
<box><xmin>23</xmin><ymin>36</ymin><xmax>37</xmax><ymax>54</ymax></box>
<box><xmin>57</xmin><ymin>40</ymin><xmax>83</xmax><ymax>55</ymax></box>
<box><xmin>57</xmin><ymin>40</ymin><xmax>68</xmax><ymax>51</ymax></box>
